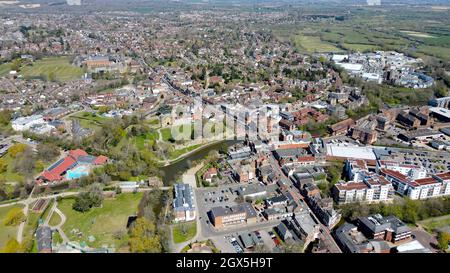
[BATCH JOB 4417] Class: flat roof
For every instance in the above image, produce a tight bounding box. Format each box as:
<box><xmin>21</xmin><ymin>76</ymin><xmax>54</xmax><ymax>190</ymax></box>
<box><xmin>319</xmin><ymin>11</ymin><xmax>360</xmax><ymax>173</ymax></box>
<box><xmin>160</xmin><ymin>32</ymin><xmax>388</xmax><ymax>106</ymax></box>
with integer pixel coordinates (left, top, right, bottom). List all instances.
<box><xmin>430</xmin><ymin>107</ymin><xmax>450</xmax><ymax>119</ymax></box>
<box><xmin>326</xmin><ymin>144</ymin><xmax>376</xmax><ymax>160</ymax></box>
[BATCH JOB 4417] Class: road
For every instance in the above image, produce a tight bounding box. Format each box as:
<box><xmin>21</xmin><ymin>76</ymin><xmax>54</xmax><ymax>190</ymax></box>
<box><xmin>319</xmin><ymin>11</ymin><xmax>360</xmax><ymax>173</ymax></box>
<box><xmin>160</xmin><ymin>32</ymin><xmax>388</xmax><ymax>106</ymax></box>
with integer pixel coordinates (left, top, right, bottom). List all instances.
<box><xmin>266</xmin><ymin>151</ymin><xmax>342</xmax><ymax>253</ymax></box>
<box><xmin>16</xmin><ymin>187</ymin><xmax>36</xmax><ymax>244</ymax></box>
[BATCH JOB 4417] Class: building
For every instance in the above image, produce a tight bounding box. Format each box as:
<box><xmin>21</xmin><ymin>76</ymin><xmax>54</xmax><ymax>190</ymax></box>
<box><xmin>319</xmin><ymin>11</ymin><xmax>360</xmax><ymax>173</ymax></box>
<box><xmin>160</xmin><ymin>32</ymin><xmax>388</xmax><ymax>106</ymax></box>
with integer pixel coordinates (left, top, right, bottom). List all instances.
<box><xmin>332</xmin><ymin>174</ymin><xmax>394</xmax><ymax>204</ymax></box>
<box><xmin>12</xmin><ymin>115</ymin><xmax>45</xmax><ymax>131</ymax></box>
<box><xmin>351</xmin><ymin>126</ymin><xmax>378</xmax><ymax>145</ymax></box>
<box><xmin>210</xmin><ymin>203</ymin><xmax>257</xmax><ymax>228</ymax></box>
<box><xmin>334</xmin><ymin>223</ymin><xmax>391</xmax><ymax>253</ymax></box>
<box><xmin>36</xmin><ymin>226</ymin><xmax>52</xmax><ymax>253</ymax></box>
<box><xmin>380</xmin><ymin>169</ymin><xmax>450</xmax><ymax>200</ymax></box>
<box><xmin>358</xmin><ymin>214</ymin><xmax>412</xmax><ymax>243</ymax></box>
<box><xmin>237</xmin><ymin>184</ymin><xmax>267</xmax><ymax>200</ymax></box>
<box><xmin>429</xmin><ymin>96</ymin><xmax>450</xmax><ymax>109</ymax></box>
<box><xmin>36</xmin><ymin>149</ymin><xmax>108</xmax><ymax>185</ymax></box>
<box><xmin>202</xmin><ymin>167</ymin><xmax>218</xmax><ymax>183</ymax></box>
<box><xmin>305</xmin><ymin>194</ymin><xmax>341</xmax><ymax>229</ymax></box>
<box><xmin>275</xmin><ymin>222</ymin><xmax>293</xmax><ymax>241</ymax></box>
<box><xmin>287</xmin><ymin>212</ymin><xmax>320</xmax><ymax>248</ymax></box>
<box><xmin>328</xmin><ymin>118</ymin><xmax>355</xmax><ymax>136</ymax></box>
<box><xmin>173</xmin><ymin>183</ymin><xmax>196</xmax><ymax>222</ymax></box>
<box><xmin>377</xmin><ymin>160</ymin><xmax>427</xmax><ymax>180</ymax></box>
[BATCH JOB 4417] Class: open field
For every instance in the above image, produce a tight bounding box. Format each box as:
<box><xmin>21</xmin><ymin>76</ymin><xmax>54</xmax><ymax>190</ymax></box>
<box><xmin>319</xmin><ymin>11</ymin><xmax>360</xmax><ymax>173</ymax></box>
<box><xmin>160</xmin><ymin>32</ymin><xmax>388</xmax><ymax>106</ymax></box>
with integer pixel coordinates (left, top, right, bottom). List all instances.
<box><xmin>0</xmin><ymin>153</ymin><xmax>24</xmax><ymax>183</ymax></box>
<box><xmin>294</xmin><ymin>35</ymin><xmax>342</xmax><ymax>53</ymax></box>
<box><xmin>0</xmin><ymin>63</ymin><xmax>11</xmax><ymax>76</ymax></box>
<box><xmin>419</xmin><ymin>215</ymin><xmax>450</xmax><ymax>234</ymax></box>
<box><xmin>19</xmin><ymin>57</ymin><xmax>84</xmax><ymax>82</ymax></box>
<box><xmin>172</xmin><ymin>221</ymin><xmax>197</xmax><ymax>244</ymax></box>
<box><xmin>169</xmin><ymin>144</ymin><xmax>202</xmax><ymax>160</ymax></box>
<box><xmin>0</xmin><ymin>204</ymin><xmax>24</xmax><ymax>249</ymax></box>
<box><xmin>400</xmin><ymin>31</ymin><xmax>436</xmax><ymax>38</ymax></box>
<box><xmin>58</xmin><ymin>192</ymin><xmax>142</xmax><ymax>249</ymax></box>
<box><xmin>70</xmin><ymin>112</ymin><xmax>112</xmax><ymax>130</ymax></box>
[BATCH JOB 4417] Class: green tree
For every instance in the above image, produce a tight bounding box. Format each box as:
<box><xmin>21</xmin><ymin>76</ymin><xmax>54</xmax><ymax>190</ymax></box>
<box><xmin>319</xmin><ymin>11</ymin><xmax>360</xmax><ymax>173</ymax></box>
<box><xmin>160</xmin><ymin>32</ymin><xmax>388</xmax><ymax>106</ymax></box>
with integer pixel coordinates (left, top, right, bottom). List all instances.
<box><xmin>437</xmin><ymin>231</ymin><xmax>450</xmax><ymax>251</ymax></box>
<box><xmin>0</xmin><ymin>158</ymin><xmax>7</xmax><ymax>173</ymax></box>
<box><xmin>8</xmin><ymin>143</ymin><xmax>27</xmax><ymax>158</ymax></box>
<box><xmin>3</xmin><ymin>207</ymin><xmax>25</xmax><ymax>226</ymax></box>
<box><xmin>129</xmin><ymin>217</ymin><xmax>162</xmax><ymax>253</ymax></box>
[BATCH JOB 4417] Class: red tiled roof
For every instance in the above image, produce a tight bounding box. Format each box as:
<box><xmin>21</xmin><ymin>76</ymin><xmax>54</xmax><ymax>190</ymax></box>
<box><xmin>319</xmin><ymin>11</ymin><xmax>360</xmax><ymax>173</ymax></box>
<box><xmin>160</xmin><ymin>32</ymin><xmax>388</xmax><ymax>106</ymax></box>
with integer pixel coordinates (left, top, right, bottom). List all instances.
<box><xmin>335</xmin><ymin>182</ymin><xmax>368</xmax><ymax>191</ymax></box>
<box><xmin>297</xmin><ymin>156</ymin><xmax>315</xmax><ymax>162</ymax></box>
<box><xmin>93</xmin><ymin>155</ymin><xmax>108</xmax><ymax>165</ymax></box>
<box><xmin>435</xmin><ymin>172</ymin><xmax>450</xmax><ymax>181</ymax></box>
<box><xmin>380</xmin><ymin>168</ymin><xmax>409</xmax><ymax>183</ymax></box>
<box><xmin>69</xmin><ymin>149</ymin><xmax>88</xmax><ymax>159</ymax></box>
<box><xmin>413</xmin><ymin>177</ymin><xmax>440</xmax><ymax>186</ymax></box>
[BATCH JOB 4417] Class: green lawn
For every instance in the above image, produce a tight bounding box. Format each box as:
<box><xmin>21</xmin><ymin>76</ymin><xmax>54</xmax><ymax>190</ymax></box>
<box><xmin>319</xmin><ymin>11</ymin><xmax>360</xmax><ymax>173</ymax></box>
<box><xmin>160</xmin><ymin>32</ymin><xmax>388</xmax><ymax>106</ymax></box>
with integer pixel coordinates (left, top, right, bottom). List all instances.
<box><xmin>419</xmin><ymin>215</ymin><xmax>450</xmax><ymax>233</ymax></box>
<box><xmin>417</xmin><ymin>45</ymin><xmax>450</xmax><ymax>61</ymax></box>
<box><xmin>0</xmin><ymin>153</ymin><xmax>24</xmax><ymax>183</ymax></box>
<box><xmin>0</xmin><ymin>204</ymin><xmax>24</xmax><ymax>249</ymax></box>
<box><xmin>19</xmin><ymin>56</ymin><xmax>84</xmax><ymax>82</ymax></box>
<box><xmin>131</xmin><ymin>131</ymin><xmax>159</xmax><ymax>150</ymax></box>
<box><xmin>58</xmin><ymin>193</ymin><xmax>142</xmax><ymax>249</ymax></box>
<box><xmin>49</xmin><ymin>210</ymin><xmax>62</xmax><ymax>227</ymax></box>
<box><xmin>294</xmin><ymin>35</ymin><xmax>342</xmax><ymax>53</ymax></box>
<box><xmin>342</xmin><ymin>43</ymin><xmax>380</xmax><ymax>52</ymax></box>
<box><xmin>169</xmin><ymin>144</ymin><xmax>202</xmax><ymax>160</ymax></box>
<box><xmin>70</xmin><ymin>112</ymin><xmax>112</xmax><ymax>130</ymax></box>
<box><xmin>172</xmin><ymin>221</ymin><xmax>197</xmax><ymax>244</ymax></box>
<box><xmin>0</xmin><ymin>63</ymin><xmax>12</xmax><ymax>76</ymax></box>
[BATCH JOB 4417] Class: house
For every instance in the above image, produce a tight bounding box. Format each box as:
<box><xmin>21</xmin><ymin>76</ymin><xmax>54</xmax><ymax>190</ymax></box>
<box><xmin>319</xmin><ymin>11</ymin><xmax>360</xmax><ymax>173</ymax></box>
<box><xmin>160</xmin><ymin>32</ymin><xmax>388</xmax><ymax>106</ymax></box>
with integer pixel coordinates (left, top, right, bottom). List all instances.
<box><xmin>203</xmin><ymin>167</ymin><xmax>218</xmax><ymax>183</ymax></box>
<box><xmin>275</xmin><ymin>222</ymin><xmax>293</xmax><ymax>241</ymax></box>
<box><xmin>173</xmin><ymin>183</ymin><xmax>196</xmax><ymax>222</ymax></box>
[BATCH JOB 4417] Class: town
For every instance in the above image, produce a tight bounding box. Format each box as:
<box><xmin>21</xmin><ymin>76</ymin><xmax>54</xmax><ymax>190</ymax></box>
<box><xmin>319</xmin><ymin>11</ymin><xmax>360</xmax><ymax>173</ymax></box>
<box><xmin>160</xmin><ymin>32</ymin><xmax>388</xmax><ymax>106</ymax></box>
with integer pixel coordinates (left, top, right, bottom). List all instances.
<box><xmin>0</xmin><ymin>0</ymin><xmax>449</xmax><ymax>255</ymax></box>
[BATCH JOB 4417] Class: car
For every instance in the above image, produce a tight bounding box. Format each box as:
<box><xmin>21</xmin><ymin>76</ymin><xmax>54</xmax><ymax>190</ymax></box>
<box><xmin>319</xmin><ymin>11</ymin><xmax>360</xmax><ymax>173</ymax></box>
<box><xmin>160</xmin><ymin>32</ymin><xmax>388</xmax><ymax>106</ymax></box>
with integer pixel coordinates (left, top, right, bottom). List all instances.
<box><xmin>254</xmin><ymin>231</ymin><xmax>261</xmax><ymax>239</ymax></box>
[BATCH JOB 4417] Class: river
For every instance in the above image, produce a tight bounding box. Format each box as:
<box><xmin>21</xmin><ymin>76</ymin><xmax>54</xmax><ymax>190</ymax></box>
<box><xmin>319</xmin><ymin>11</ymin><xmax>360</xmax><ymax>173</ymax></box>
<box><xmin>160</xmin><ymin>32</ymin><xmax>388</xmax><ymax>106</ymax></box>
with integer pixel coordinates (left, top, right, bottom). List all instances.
<box><xmin>159</xmin><ymin>139</ymin><xmax>241</xmax><ymax>185</ymax></box>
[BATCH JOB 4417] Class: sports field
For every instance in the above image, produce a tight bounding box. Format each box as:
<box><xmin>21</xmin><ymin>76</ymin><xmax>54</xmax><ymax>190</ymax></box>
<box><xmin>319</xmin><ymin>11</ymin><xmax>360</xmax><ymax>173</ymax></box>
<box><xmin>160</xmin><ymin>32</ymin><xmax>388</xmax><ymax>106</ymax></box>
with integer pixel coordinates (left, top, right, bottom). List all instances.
<box><xmin>19</xmin><ymin>56</ymin><xmax>84</xmax><ymax>81</ymax></box>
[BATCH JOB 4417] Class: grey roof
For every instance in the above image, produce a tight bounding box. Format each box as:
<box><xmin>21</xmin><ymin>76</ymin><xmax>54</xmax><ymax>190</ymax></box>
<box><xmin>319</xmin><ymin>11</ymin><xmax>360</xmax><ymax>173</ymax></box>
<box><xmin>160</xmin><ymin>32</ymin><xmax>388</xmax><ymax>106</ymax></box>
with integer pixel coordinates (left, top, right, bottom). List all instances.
<box><xmin>211</xmin><ymin>203</ymin><xmax>257</xmax><ymax>218</ymax></box>
<box><xmin>36</xmin><ymin>226</ymin><xmax>52</xmax><ymax>252</ymax></box>
<box><xmin>239</xmin><ymin>232</ymin><xmax>255</xmax><ymax>248</ymax></box>
<box><xmin>358</xmin><ymin>214</ymin><xmax>410</xmax><ymax>234</ymax></box>
<box><xmin>173</xmin><ymin>183</ymin><xmax>195</xmax><ymax>212</ymax></box>
<box><xmin>273</xmin><ymin>148</ymin><xmax>307</xmax><ymax>159</ymax></box>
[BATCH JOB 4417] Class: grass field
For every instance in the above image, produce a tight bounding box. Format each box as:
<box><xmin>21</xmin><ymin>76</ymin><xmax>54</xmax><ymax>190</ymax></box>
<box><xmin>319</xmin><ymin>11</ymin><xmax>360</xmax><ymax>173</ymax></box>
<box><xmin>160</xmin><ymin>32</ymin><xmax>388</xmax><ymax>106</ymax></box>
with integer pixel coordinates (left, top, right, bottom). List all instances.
<box><xmin>0</xmin><ymin>63</ymin><xmax>11</xmax><ymax>76</ymax></box>
<box><xmin>19</xmin><ymin>57</ymin><xmax>84</xmax><ymax>82</ymax></box>
<box><xmin>131</xmin><ymin>131</ymin><xmax>159</xmax><ymax>150</ymax></box>
<box><xmin>0</xmin><ymin>153</ymin><xmax>24</xmax><ymax>183</ymax></box>
<box><xmin>172</xmin><ymin>221</ymin><xmax>197</xmax><ymax>244</ymax></box>
<box><xmin>294</xmin><ymin>35</ymin><xmax>342</xmax><ymax>53</ymax></box>
<box><xmin>0</xmin><ymin>204</ymin><xmax>24</xmax><ymax>249</ymax></box>
<box><xmin>70</xmin><ymin>112</ymin><xmax>112</xmax><ymax>130</ymax></box>
<box><xmin>58</xmin><ymin>192</ymin><xmax>142</xmax><ymax>249</ymax></box>
<box><xmin>419</xmin><ymin>215</ymin><xmax>450</xmax><ymax>233</ymax></box>
<box><xmin>49</xmin><ymin>210</ymin><xmax>62</xmax><ymax>227</ymax></box>
<box><xmin>169</xmin><ymin>144</ymin><xmax>202</xmax><ymax>160</ymax></box>
<box><xmin>417</xmin><ymin>45</ymin><xmax>450</xmax><ymax>61</ymax></box>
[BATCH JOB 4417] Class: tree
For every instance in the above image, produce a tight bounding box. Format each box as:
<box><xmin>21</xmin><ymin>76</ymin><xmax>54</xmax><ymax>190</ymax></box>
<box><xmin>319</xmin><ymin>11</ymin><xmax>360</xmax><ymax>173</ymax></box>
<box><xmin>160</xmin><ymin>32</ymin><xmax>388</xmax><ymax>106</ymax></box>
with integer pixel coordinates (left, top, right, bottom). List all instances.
<box><xmin>437</xmin><ymin>231</ymin><xmax>450</xmax><ymax>251</ymax></box>
<box><xmin>72</xmin><ymin>183</ymin><xmax>104</xmax><ymax>212</ymax></box>
<box><xmin>0</xmin><ymin>158</ymin><xmax>7</xmax><ymax>173</ymax></box>
<box><xmin>2</xmin><ymin>239</ymin><xmax>21</xmax><ymax>253</ymax></box>
<box><xmin>3</xmin><ymin>207</ymin><xmax>25</xmax><ymax>226</ymax></box>
<box><xmin>36</xmin><ymin>143</ymin><xmax>60</xmax><ymax>162</ymax></box>
<box><xmin>129</xmin><ymin>217</ymin><xmax>162</xmax><ymax>253</ymax></box>
<box><xmin>0</xmin><ymin>110</ymin><xmax>11</xmax><ymax>126</ymax></box>
<box><xmin>8</xmin><ymin>143</ymin><xmax>27</xmax><ymax>158</ymax></box>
